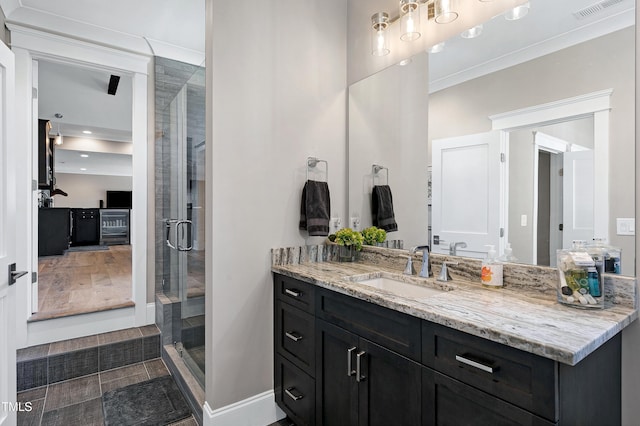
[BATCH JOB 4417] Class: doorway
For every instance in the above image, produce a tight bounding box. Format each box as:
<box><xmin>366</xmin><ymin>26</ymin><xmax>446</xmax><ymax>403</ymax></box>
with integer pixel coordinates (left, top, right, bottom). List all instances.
<box><xmin>32</xmin><ymin>59</ymin><xmax>134</xmax><ymax>321</ymax></box>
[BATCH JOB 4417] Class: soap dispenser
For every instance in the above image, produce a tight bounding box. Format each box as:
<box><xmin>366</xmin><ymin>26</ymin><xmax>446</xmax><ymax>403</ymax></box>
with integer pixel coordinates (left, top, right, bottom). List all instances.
<box><xmin>481</xmin><ymin>245</ymin><xmax>503</xmax><ymax>288</ymax></box>
<box><xmin>499</xmin><ymin>242</ymin><xmax>518</xmax><ymax>263</ymax></box>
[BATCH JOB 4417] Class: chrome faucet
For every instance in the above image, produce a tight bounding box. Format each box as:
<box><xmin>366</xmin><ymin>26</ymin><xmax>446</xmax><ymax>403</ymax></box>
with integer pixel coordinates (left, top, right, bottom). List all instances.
<box><xmin>404</xmin><ymin>245</ymin><xmax>432</xmax><ymax>277</ymax></box>
<box><xmin>449</xmin><ymin>242</ymin><xmax>467</xmax><ymax>256</ymax></box>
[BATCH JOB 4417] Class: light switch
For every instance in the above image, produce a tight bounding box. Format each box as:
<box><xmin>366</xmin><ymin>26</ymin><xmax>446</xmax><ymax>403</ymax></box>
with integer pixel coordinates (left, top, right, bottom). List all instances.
<box><xmin>616</xmin><ymin>218</ymin><xmax>635</xmax><ymax>236</ymax></box>
<box><xmin>520</xmin><ymin>214</ymin><xmax>527</xmax><ymax>227</ymax></box>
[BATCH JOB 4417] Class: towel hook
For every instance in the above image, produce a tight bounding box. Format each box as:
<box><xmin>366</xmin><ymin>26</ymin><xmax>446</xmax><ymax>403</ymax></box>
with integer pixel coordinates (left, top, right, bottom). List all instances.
<box><xmin>307</xmin><ymin>157</ymin><xmax>329</xmax><ymax>182</ymax></box>
<box><xmin>372</xmin><ymin>164</ymin><xmax>389</xmax><ymax>186</ymax></box>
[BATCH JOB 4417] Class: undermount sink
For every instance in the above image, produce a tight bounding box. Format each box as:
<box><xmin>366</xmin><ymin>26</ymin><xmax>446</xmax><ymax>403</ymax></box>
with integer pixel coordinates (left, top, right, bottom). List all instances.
<box><xmin>347</xmin><ymin>273</ymin><xmax>450</xmax><ymax>300</ymax></box>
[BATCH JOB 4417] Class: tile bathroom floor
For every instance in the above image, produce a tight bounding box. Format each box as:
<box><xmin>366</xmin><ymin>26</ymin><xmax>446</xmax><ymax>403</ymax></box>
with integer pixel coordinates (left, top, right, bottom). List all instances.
<box><xmin>17</xmin><ymin>359</ymin><xmax>197</xmax><ymax>426</ymax></box>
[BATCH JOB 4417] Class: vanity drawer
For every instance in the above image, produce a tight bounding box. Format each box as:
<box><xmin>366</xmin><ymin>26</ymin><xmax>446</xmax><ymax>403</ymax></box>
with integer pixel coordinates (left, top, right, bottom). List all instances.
<box><xmin>275</xmin><ymin>274</ymin><xmax>315</xmax><ymax>313</ymax></box>
<box><xmin>422</xmin><ymin>321</ymin><xmax>557</xmax><ymax>422</ymax></box>
<box><xmin>316</xmin><ymin>288</ymin><xmax>421</xmax><ymax>361</ymax></box>
<box><xmin>275</xmin><ymin>354</ymin><xmax>315</xmax><ymax>426</ymax></box>
<box><xmin>275</xmin><ymin>300</ymin><xmax>315</xmax><ymax>375</ymax></box>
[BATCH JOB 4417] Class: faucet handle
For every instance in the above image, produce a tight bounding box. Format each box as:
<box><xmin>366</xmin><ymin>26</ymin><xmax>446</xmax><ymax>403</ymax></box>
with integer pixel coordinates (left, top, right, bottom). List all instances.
<box><xmin>404</xmin><ymin>256</ymin><xmax>416</xmax><ymax>275</ymax></box>
<box><xmin>437</xmin><ymin>261</ymin><xmax>459</xmax><ymax>282</ymax></box>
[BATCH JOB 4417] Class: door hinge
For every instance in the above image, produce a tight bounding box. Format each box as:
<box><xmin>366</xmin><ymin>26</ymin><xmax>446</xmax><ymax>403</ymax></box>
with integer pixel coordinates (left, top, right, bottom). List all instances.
<box><xmin>162</xmin><ymin>279</ymin><xmax>165</xmax><ymax>289</ymax></box>
<box><xmin>500</xmin><ymin>153</ymin><xmax>506</xmax><ymax>163</ymax></box>
<box><xmin>32</xmin><ymin>180</ymin><xmax>38</xmax><ymax>191</ymax></box>
<box><xmin>559</xmin><ymin>168</ymin><xmax>564</xmax><ymax>177</ymax></box>
<box><xmin>499</xmin><ymin>228</ymin><xmax>504</xmax><ymax>237</ymax></box>
<box><xmin>32</xmin><ymin>88</ymin><xmax>38</xmax><ymax>99</ymax></box>
<box><xmin>32</xmin><ymin>272</ymin><xmax>38</xmax><ymax>283</ymax></box>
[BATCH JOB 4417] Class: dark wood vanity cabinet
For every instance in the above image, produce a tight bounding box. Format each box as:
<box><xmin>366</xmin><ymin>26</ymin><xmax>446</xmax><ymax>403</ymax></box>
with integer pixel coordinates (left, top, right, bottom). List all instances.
<box><xmin>273</xmin><ymin>273</ymin><xmax>622</xmax><ymax>426</ymax></box>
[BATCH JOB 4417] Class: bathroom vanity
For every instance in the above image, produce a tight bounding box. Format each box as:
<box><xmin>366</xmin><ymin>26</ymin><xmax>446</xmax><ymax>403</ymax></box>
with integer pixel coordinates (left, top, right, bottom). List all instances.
<box><xmin>272</xmin><ymin>247</ymin><xmax>637</xmax><ymax>426</ymax></box>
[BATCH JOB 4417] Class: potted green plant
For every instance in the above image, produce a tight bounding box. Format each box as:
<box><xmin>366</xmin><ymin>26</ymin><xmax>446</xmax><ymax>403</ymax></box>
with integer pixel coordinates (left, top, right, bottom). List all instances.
<box><xmin>361</xmin><ymin>226</ymin><xmax>387</xmax><ymax>246</ymax></box>
<box><xmin>334</xmin><ymin>228</ymin><xmax>364</xmax><ymax>262</ymax></box>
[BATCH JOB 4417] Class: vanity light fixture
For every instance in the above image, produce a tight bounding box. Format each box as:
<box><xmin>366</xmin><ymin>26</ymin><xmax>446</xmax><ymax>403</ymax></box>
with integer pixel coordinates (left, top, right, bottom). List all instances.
<box><xmin>505</xmin><ymin>2</ymin><xmax>529</xmax><ymax>20</ymax></box>
<box><xmin>371</xmin><ymin>12</ymin><xmax>390</xmax><ymax>56</ymax></box>
<box><xmin>433</xmin><ymin>0</ymin><xmax>458</xmax><ymax>24</ymax></box>
<box><xmin>400</xmin><ymin>0</ymin><xmax>421</xmax><ymax>41</ymax></box>
<box><xmin>461</xmin><ymin>24</ymin><xmax>483</xmax><ymax>39</ymax></box>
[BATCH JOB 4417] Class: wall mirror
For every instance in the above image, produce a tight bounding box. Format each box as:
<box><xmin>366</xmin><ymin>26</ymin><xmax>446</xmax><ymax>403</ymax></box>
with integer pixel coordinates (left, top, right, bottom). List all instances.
<box><xmin>348</xmin><ymin>0</ymin><xmax>636</xmax><ymax>276</ymax></box>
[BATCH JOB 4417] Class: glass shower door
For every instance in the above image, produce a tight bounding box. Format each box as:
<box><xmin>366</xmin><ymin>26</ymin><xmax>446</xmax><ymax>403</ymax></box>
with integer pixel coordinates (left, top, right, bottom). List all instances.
<box><xmin>161</xmin><ymin>64</ymin><xmax>206</xmax><ymax>386</ymax></box>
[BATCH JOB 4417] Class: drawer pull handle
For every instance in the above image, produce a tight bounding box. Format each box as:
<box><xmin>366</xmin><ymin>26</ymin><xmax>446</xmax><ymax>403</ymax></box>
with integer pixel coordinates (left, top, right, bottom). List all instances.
<box><xmin>347</xmin><ymin>347</ymin><xmax>356</xmax><ymax>376</ymax></box>
<box><xmin>285</xmin><ymin>387</ymin><xmax>304</xmax><ymax>401</ymax></box>
<box><xmin>356</xmin><ymin>351</ymin><xmax>366</xmax><ymax>382</ymax></box>
<box><xmin>285</xmin><ymin>288</ymin><xmax>301</xmax><ymax>298</ymax></box>
<box><xmin>455</xmin><ymin>354</ymin><xmax>495</xmax><ymax>374</ymax></box>
<box><xmin>285</xmin><ymin>331</ymin><xmax>303</xmax><ymax>342</ymax></box>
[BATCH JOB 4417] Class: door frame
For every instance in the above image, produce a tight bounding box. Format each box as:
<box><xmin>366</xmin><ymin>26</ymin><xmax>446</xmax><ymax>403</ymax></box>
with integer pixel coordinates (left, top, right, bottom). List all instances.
<box><xmin>9</xmin><ymin>25</ymin><xmax>151</xmax><ymax>347</ymax></box>
<box><xmin>490</xmin><ymin>89</ymin><xmax>611</xmax><ymax>260</ymax></box>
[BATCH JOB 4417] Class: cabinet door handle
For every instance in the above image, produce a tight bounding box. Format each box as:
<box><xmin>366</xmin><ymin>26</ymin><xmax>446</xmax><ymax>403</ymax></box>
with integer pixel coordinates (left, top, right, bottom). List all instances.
<box><xmin>285</xmin><ymin>288</ymin><xmax>301</xmax><ymax>298</ymax></box>
<box><xmin>285</xmin><ymin>387</ymin><xmax>304</xmax><ymax>401</ymax></box>
<box><xmin>455</xmin><ymin>354</ymin><xmax>495</xmax><ymax>374</ymax></box>
<box><xmin>285</xmin><ymin>331</ymin><xmax>303</xmax><ymax>342</ymax></box>
<box><xmin>356</xmin><ymin>350</ymin><xmax>366</xmax><ymax>382</ymax></box>
<box><xmin>347</xmin><ymin>347</ymin><xmax>357</xmax><ymax>376</ymax></box>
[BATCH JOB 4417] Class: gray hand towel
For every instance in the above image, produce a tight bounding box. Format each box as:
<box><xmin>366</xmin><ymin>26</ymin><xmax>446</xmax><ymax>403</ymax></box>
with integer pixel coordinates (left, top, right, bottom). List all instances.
<box><xmin>299</xmin><ymin>180</ymin><xmax>331</xmax><ymax>236</ymax></box>
<box><xmin>372</xmin><ymin>185</ymin><xmax>398</xmax><ymax>232</ymax></box>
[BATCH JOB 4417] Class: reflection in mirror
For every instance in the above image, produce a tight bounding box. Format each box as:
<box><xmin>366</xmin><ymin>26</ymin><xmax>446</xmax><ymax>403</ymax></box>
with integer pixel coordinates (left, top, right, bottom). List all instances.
<box><xmin>348</xmin><ymin>0</ymin><xmax>635</xmax><ymax>276</ymax></box>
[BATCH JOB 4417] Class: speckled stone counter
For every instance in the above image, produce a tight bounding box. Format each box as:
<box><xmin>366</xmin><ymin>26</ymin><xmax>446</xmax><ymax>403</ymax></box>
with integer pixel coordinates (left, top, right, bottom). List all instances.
<box><xmin>271</xmin><ymin>244</ymin><xmax>638</xmax><ymax>366</ymax></box>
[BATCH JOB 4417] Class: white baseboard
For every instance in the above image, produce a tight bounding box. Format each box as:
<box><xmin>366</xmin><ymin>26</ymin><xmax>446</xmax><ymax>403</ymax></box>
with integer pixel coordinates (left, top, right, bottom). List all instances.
<box><xmin>203</xmin><ymin>390</ymin><xmax>286</xmax><ymax>426</ymax></box>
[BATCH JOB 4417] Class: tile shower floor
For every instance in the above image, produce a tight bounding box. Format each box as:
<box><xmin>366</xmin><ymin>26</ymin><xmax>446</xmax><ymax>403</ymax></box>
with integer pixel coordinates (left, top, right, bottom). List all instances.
<box><xmin>17</xmin><ymin>359</ymin><xmax>197</xmax><ymax>426</ymax></box>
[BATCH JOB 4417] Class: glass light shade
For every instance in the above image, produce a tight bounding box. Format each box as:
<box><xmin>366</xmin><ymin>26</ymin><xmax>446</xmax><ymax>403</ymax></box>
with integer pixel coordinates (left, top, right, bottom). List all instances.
<box><xmin>55</xmin><ymin>133</ymin><xmax>63</xmax><ymax>145</ymax></box>
<box><xmin>435</xmin><ymin>0</ymin><xmax>458</xmax><ymax>24</ymax></box>
<box><xmin>371</xmin><ymin>12</ymin><xmax>390</xmax><ymax>56</ymax></box>
<box><xmin>428</xmin><ymin>42</ymin><xmax>445</xmax><ymax>53</ymax></box>
<box><xmin>505</xmin><ymin>2</ymin><xmax>529</xmax><ymax>20</ymax></box>
<box><xmin>461</xmin><ymin>24</ymin><xmax>483</xmax><ymax>39</ymax></box>
<box><xmin>400</xmin><ymin>0</ymin><xmax>421</xmax><ymax>41</ymax></box>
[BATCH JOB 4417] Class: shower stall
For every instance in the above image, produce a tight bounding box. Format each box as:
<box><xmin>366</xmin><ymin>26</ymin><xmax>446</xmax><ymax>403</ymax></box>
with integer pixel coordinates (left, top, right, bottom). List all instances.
<box><xmin>154</xmin><ymin>57</ymin><xmax>206</xmax><ymax>420</ymax></box>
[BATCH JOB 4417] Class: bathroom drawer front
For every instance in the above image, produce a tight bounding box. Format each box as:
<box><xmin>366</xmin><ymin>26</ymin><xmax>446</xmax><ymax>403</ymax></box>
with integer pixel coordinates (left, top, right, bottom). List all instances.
<box><xmin>316</xmin><ymin>288</ymin><xmax>421</xmax><ymax>361</ymax></box>
<box><xmin>275</xmin><ymin>274</ymin><xmax>315</xmax><ymax>313</ymax></box>
<box><xmin>422</xmin><ymin>322</ymin><xmax>557</xmax><ymax>421</ymax></box>
<box><xmin>276</xmin><ymin>300</ymin><xmax>315</xmax><ymax>376</ymax></box>
<box><xmin>275</xmin><ymin>354</ymin><xmax>315</xmax><ymax>426</ymax></box>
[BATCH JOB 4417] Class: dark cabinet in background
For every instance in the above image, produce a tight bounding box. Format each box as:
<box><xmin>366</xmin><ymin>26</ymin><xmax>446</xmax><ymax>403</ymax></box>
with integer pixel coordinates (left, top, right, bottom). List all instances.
<box><xmin>38</xmin><ymin>208</ymin><xmax>70</xmax><ymax>256</ymax></box>
<box><xmin>38</xmin><ymin>119</ymin><xmax>53</xmax><ymax>190</ymax></box>
<box><xmin>71</xmin><ymin>208</ymin><xmax>99</xmax><ymax>246</ymax></box>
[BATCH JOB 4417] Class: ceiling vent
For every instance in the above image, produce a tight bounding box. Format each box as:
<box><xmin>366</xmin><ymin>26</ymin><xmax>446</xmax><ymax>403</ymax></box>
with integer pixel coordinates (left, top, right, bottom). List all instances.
<box><xmin>573</xmin><ymin>0</ymin><xmax>625</xmax><ymax>20</ymax></box>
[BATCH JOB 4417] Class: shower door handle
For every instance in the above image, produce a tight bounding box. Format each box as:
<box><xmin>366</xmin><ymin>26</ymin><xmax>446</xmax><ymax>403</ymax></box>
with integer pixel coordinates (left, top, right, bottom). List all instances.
<box><xmin>176</xmin><ymin>220</ymin><xmax>193</xmax><ymax>252</ymax></box>
<box><xmin>164</xmin><ymin>219</ymin><xmax>193</xmax><ymax>252</ymax></box>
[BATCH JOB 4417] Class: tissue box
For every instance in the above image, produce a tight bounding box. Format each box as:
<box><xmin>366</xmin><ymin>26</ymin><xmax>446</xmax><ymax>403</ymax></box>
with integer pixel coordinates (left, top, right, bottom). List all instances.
<box><xmin>557</xmin><ymin>248</ymin><xmax>605</xmax><ymax>309</ymax></box>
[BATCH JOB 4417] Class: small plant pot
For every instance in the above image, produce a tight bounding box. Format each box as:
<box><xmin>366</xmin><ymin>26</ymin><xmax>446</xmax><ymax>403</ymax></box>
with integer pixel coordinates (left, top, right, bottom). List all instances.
<box><xmin>338</xmin><ymin>245</ymin><xmax>357</xmax><ymax>262</ymax></box>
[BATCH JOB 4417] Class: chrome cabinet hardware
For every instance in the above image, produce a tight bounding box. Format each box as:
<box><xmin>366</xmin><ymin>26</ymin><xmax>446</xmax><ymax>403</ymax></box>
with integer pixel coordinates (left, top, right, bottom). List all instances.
<box><xmin>455</xmin><ymin>354</ymin><xmax>495</xmax><ymax>374</ymax></box>
<box><xmin>347</xmin><ymin>347</ymin><xmax>357</xmax><ymax>376</ymax></box>
<box><xmin>285</xmin><ymin>387</ymin><xmax>304</xmax><ymax>401</ymax></box>
<box><xmin>356</xmin><ymin>351</ymin><xmax>366</xmax><ymax>382</ymax></box>
<box><xmin>285</xmin><ymin>288</ymin><xmax>301</xmax><ymax>298</ymax></box>
<box><xmin>285</xmin><ymin>331</ymin><xmax>303</xmax><ymax>342</ymax></box>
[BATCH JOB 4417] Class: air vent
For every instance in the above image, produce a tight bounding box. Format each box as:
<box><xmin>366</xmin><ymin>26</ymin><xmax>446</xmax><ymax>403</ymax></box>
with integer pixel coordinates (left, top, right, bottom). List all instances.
<box><xmin>573</xmin><ymin>0</ymin><xmax>625</xmax><ymax>19</ymax></box>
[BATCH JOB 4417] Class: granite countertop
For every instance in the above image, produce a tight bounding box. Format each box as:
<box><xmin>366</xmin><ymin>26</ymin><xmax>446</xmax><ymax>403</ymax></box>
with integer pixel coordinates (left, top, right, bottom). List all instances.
<box><xmin>272</xmin><ymin>259</ymin><xmax>638</xmax><ymax>366</ymax></box>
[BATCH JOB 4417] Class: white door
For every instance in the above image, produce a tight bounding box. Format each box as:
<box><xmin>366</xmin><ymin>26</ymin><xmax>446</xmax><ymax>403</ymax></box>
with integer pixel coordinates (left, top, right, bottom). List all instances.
<box><xmin>563</xmin><ymin>150</ymin><xmax>595</xmax><ymax>248</ymax></box>
<box><xmin>431</xmin><ymin>131</ymin><xmax>504</xmax><ymax>258</ymax></box>
<box><xmin>0</xmin><ymin>41</ymin><xmax>18</xmax><ymax>425</ymax></box>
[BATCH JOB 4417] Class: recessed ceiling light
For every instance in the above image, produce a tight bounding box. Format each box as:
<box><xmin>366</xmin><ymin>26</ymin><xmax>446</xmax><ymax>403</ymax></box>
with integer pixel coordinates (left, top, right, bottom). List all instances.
<box><xmin>80</xmin><ymin>154</ymin><xmax>89</xmax><ymax>158</ymax></box>
<box><xmin>82</xmin><ymin>130</ymin><xmax>92</xmax><ymax>134</ymax></box>
<box><xmin>80</xmin><ymin>168</ymin><xmax>87</xmax><ymax>171</ymax></box>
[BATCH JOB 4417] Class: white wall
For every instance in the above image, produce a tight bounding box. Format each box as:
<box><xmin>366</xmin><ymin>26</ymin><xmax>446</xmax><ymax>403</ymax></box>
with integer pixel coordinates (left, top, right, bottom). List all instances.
<box><xmin>205</xmin><ymin>0</ymin><xmax>347</xmax><ymax>415</ymax></box>
<box><xmin>52</xmin><ymin>173</ymin><xmax>132</xmax><ymax>208</ymax></box>
<box><xmin>429</xmin><ymin>27</ymin><xmax>635</xmax><ymax>275</ymax></box>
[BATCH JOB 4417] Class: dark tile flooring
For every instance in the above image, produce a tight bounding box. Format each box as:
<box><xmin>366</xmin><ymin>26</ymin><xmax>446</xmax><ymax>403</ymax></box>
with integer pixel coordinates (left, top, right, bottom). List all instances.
<box><xmin>17</xmin><ymin>359</ymin><xmax>197</xmax><ymax>426</ymax></box>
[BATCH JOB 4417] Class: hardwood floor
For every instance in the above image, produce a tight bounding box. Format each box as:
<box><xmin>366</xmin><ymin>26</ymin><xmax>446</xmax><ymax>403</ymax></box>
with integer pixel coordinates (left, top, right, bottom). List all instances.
<box><xmin>33</xmin><ymin>245</ymin><xmax>133</xmax><ymax>321</ymax></box>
